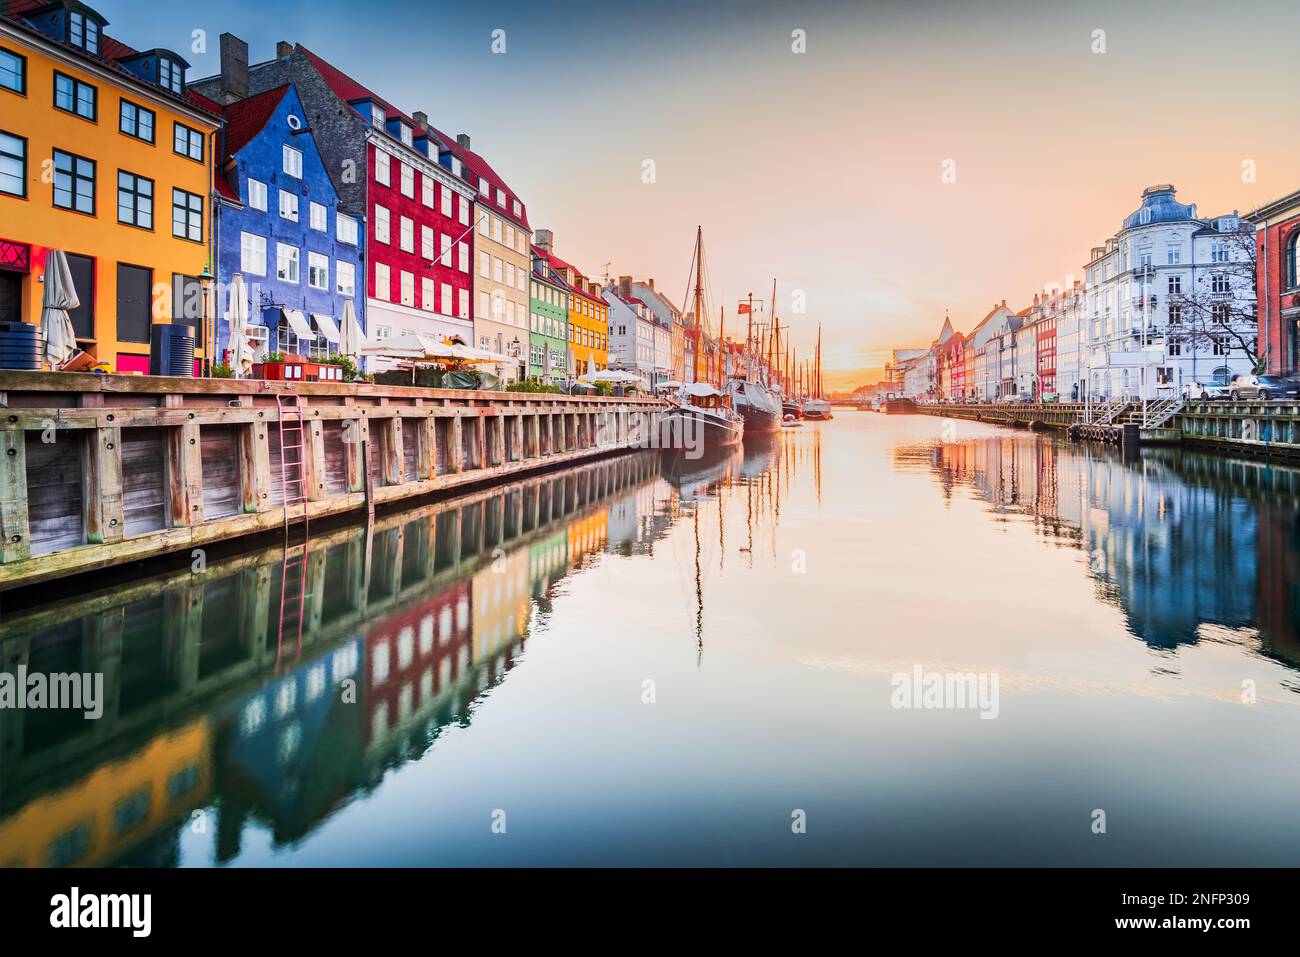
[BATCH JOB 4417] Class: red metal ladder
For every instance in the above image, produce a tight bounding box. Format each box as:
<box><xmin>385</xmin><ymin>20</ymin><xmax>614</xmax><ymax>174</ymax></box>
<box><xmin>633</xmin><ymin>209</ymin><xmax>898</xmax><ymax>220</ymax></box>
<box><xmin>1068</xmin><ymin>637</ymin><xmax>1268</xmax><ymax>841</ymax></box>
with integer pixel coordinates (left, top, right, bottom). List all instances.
<box><xmin>275</xmin><ymin>393</ymin><xmax>310</xmax><ymax>666</ymax></box>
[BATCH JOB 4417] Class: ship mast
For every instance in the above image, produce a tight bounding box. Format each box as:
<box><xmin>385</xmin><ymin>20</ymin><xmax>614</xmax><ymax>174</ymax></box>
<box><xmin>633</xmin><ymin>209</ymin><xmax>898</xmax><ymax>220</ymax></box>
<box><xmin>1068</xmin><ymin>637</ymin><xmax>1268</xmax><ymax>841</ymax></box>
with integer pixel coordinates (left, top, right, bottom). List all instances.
<box><xmin>691</xmin><ymin>226</ymin><xmax>704</xmax><ymax>385</ymax></box>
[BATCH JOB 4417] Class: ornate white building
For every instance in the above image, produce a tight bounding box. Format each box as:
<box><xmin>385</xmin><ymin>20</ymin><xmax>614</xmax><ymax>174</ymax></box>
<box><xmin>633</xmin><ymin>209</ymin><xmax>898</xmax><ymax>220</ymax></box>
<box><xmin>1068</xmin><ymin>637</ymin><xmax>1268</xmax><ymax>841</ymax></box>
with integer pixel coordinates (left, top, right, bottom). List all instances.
<box><xmin>1081</xmin><ymin>186</ymin><xmax>1255</xmax><ymax>401</ymax></box>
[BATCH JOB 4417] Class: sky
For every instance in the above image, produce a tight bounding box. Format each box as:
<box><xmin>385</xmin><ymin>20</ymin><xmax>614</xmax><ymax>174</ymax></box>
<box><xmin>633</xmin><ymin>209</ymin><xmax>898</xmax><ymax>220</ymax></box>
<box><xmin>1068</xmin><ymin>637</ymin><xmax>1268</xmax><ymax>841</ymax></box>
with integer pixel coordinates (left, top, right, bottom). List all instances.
<box><xmin>102</xmin><ymin>0</ymin><xmax>1300</xmax><ymax>388</ymax></box>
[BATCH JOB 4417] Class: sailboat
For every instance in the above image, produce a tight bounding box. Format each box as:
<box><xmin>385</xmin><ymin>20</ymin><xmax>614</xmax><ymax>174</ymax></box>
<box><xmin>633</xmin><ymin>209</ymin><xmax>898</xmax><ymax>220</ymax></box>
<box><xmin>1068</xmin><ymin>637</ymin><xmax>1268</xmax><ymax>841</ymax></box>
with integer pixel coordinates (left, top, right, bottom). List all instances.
<box><xmin>725</xmin><ymin>282</ymin><xmax>782</xmax><ymax>435</ymax></box>
<box><xmin>802</xmin><ymin>325</ymin><xmax>833</xmax><ymax>420</ymax></box>
<box><xmin>660</xmin><ymin>227</ymin><xmax>744</xmax><ymax>450</ymax></box>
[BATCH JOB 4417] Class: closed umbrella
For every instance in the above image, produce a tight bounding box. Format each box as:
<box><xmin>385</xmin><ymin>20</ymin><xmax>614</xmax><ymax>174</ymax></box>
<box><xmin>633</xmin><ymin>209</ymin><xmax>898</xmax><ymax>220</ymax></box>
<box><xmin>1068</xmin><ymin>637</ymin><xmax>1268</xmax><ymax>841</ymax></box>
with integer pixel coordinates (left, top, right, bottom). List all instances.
<box><xmin>338</xmin><ymin>298</ymin><xmax>366</xmax><ymax>359</ymax></box>
<box><xmin>226</xmin><ymin>273</ymin><xmax>252</xmax><ymax>378</ymax></box>
<box><xmin>41</xmin><ymin>250</ymin><xmax>79</xmax><ymax>369</ymax></box>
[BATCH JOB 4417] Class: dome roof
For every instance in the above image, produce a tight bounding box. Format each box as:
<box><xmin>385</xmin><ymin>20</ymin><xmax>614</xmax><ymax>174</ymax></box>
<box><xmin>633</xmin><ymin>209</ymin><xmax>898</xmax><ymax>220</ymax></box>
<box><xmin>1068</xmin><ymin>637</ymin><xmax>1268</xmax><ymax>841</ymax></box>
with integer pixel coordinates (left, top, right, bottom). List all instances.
<box><xmin>1122</xmin><ymin>185</ymin><xmax>1197</xmax><ymax>230</ymax></box>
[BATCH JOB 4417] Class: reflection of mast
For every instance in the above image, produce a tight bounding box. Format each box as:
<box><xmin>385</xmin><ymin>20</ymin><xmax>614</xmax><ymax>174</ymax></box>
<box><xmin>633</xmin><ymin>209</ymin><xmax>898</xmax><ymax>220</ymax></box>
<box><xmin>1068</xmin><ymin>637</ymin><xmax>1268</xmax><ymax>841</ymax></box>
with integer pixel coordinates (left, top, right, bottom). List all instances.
<box><xmin>693</xmin><ymin>503</ymin><xmax>703</xmax><ymax>665</ymax></box>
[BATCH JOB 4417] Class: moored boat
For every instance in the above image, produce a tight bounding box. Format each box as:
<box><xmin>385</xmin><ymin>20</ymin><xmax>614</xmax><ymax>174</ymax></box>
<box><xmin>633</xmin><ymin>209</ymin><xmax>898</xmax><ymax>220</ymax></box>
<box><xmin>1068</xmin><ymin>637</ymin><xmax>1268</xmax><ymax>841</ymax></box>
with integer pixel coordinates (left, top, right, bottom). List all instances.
<box><xmin>802</xmin><ymin>397</ymin><xmax>833</xmax><ymax>420</ymax></box>
<box><xmin>728</xmin><ymin>378</ymin><xmax>782</xmax><ymax>434</ymax></box>
<box><xmin>883</xmin><ymin>396</ymin><xmax>918</xmax><ymax>414</ymax></box>
<box><xmin>661</xmin><ymin>382</ymin><xmax>745</xmax><ymax>449</ymax></box>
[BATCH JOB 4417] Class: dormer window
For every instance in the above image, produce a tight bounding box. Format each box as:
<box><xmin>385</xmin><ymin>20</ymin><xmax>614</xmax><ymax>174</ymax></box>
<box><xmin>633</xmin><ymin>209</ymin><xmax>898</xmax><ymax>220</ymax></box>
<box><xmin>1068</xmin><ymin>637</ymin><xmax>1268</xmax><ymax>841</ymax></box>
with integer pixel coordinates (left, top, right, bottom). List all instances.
<box><xmin>158</xmin><ymin>56</ymin><xmax>182</xmax><ymax>94</ymax></box>
<box><xmin>371</xmin><ymin>104</ymin><xmax>384</xmax><ymax>128</ymax></box>
<box><xmin>495</xmin><ymin>188</ymin><xmax>505</xmax><ymax>208</ymax></box>
<box><xmin>399</xmin><ymin>124</ymin><xmax>412</xmax><ymax>147</ymax></box>
<box><xmin>478</xmin><ymin>176</ymin><xmax>489</xmax><ymax>197</ymax></box>
<box><xmin>68</xmin><ymin>11</ymin><xmax>100</xmax><ymax>55</ymax></box>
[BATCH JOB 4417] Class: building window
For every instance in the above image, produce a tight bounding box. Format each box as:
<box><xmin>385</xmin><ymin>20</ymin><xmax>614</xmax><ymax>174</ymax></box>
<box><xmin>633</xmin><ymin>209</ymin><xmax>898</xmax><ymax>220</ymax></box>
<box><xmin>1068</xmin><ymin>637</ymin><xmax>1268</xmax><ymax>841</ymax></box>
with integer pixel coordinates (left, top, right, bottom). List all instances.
<box><xmin>307</xmin><ymin>252</ymin><xmax>329</xmax><ymax>290</ymax></box>
<box><xmin>247</xmin><ymin>178</ymin><xmax>267</xmax><ymax>211</ymax></box>
<box><xmin>283</xmin><ymin>145</ymin><xmax>302</xmax><ymax>178</ymax></box>
<box><xmin>1167</xmin><ymin>275</ymin><xmax>1181</xmax><ymax>295</ymax></box>
<box><xmin>440</xmin><ymin>234</ymin><xmax>452</xmax><ymax>268</ymax></box>
<box><xmin>458</xmin><ymin>196</ymin><xmax>469</xmax><ymax>226</ymax></box>
<box><xmin>459</xmin><ymin>241</ymin><xmax>469</xmax><ymax>273</ymax></box>
<box><xmin>399</xmin><ymin>216</ymin><xmax>414</xmax><ymax>253</ymax></box>
<box><xmin>0</xmin><ymin>131</ymin><xmax>25</xmax><ymax>197</ymax></box>
<box><xmin>495</xmin><ymin>187</ymin><xmax>505</xmax><ymax>208</ymax></box>
<box><xmin>1288</xmin><ymin>232</ymin><xmax>1300</xmax><ymax>290</ymax></box>
<box><xmin>158</xmin><ymin>56</ymin><xmax>183</xmax><ymax>95</ymax></box>
<box><xmin>119</xmin><ymin>100</ymin><xmax>155</xmax><ymax>142</ymax></box>
<box><xmin>172</xmin><ymin>188</ymin><xmax>202</xmax><ymax>242</ymax></box>
<box><xmin>279</xmin><ymin>189</ymin><xmax>298</xmax><ymax>222</ymax></box>
<box><xmin>440</xmin><ymin>184</ymin><xmax>452</xmax><ymax>218</ymax></box>
<box><xmin>1210</xmin><ymin>272</ymin><xmax>1229</xmax><ymax>294</ymax></box>
<box><xmin>53</xmin><ymin>72</ymin><xmax>96</xmax><ymax>120</ymax></box>
<box><xmin>421</xmin><ymin>277</ymin><xmax>435</xmax><ymax>311</ymax></box>
<box><xmin>374</xmin><ymin>151</ymin><xmax>390</xmax><ymax>186</ymax></box>
<box><xmin>241</xmin><ymin>232</ymin><xmax>266</xmax><ymax>275</ymax></box>
<box><xmin>117</xmin><ymin>171</ymin><xmax>153</xmax><ymax>229</ymax></box>
<box><xmin>400</xmin><ymin>162</ymin><xmax>414</xmax><ymax>198</ymax></box>
<box><xmin>309</xmin><ymin>202</ymin><xmax>327</xmax><ymax>231</ymax></box>
<box><xmin>68</xmin><ymin>11</ymin><xmax>101</xmax><ymax>55</ymax></box>
<box><xmin>422</xmin><ymin>174</ymin><xmax>434</xmax><ymax>208</ymax></box>
<box><xmin>173</xmin><ymin>123</ymin><xmax>203</xmax><ymax>162</ymax></box>
<box><xmin>52</xmin><ymin>149</ymin><xmax>94</xmax><ymax>213</ymax></box>
<box><xmin>375</xmin><ymin>263</ymin><xmax>390</xmax><ymax>300</ymax></box>
<box><xmin>64</xmin><ymin>253</ymin><xmax>94</xmax><ymax>338</ymax></box>
<box><xmin>459</xmin><ymin>288</ymin><xmax>469</xmax><ymax>320</ymax></box>
<box><xmin>420</xmin><ymin>226</ymin><xmax>434</xmax><ymax>261</ymax></box>
<box><xmin>337</xmin><ymin>213</ymin><xmax>358</xmax><ymax>245</ymax></box>
<box><xmin>116</xmin><ymin>263</ymin><xmax>152</xmax><ymax>344</ymax></box>
<box><xmin>374</xmin><ymin>204</ymin><xmax>390</xmax><ymax>244</ymax></box>
<box><xmin>276</xmin><ymin>243</ymin><xmax>299</xmax><ymax>283</ymax></box>
<box><xmin>0</xmin><ymin>46</ymin><xmax>25</xmax><ymax>95</ymax></box>
<box><xmin>172</xmin><ymin>273</ymin><xmax>203</xmax><ymax>339</ymax></box>
<box><xmin>400</xmin><ymin>270</ymin><xmax>414</xmax><ymax>307</ymax></box>
<box><xmin>337</xmin><ymin>261</ymin><xmax>356</xmax><ymax>297</ymax></box>
<box><xmin>1211</xmin><ymin>242</ymin><xmax>1229</xmax><ymax>263</ymax></box>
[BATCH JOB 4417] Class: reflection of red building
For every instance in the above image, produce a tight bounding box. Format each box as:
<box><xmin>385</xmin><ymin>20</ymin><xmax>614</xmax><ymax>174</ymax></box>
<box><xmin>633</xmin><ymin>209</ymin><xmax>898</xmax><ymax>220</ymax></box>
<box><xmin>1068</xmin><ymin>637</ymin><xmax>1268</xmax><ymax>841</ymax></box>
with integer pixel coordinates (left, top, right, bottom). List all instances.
<box><xmin>363</xmin><ymin>581</ymin><xmax>473</xmax><ymax>747</ymax></box>
<box><xmin>1247</xmin><ymin>189</ymin><xmax>1300</xmax><ymax>376</ymax></box>
<box><xmin>1257</xmin><ymin>504</ymin><xmax>1300</xmax><ymax>663</ymax></box>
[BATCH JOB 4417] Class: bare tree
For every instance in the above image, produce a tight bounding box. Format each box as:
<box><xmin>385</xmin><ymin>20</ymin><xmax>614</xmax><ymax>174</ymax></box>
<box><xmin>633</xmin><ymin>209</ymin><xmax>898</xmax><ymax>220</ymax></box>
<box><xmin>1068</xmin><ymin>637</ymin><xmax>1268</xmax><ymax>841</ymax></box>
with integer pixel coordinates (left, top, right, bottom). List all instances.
<box><xmin>1166</xmin><ymin>225</ymin><xmax>1260</xmax><ymax>371</ymax></box>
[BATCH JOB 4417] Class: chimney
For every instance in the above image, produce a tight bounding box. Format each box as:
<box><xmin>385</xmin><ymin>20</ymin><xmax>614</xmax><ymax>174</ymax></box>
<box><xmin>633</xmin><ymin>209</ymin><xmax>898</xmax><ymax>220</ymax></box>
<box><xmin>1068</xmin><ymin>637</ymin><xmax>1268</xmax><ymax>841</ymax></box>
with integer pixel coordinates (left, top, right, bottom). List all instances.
<box><xmin>618</xmin><ymin>276</ymin><xmax>632</xmax><ymax>297</ymax></box>
<box><xmin>276</xmin><ymin>41</ymin><xmax>292</xmax><ymax>60</ymax></box>
<box><xmin>218</xmin><ymin>33</ymin><xmax>248</xmax><ymax>105</ymax></box>
<box><xmin>413</xmin><ymin>111</ymin><xmax>428</xmax><ymax>130</ymax></box>
<box><xmin>1001</xmin><ymin>299</ymin><xmax>1007</xmax><ymax>307</ymax></box>
<box><xmin>647</xmin><ymin>278</ymin><xmax>655</xmax><ymax>291</ymax></box>
<box><xmin>534</xmin><ymin>228</ymin><xmax>553</xmax><ymax>253</ymax></box>
<box><xmin>456</xmin><ymin>133</ymin><xmax>471</xmax><ymax>150</ymax></box>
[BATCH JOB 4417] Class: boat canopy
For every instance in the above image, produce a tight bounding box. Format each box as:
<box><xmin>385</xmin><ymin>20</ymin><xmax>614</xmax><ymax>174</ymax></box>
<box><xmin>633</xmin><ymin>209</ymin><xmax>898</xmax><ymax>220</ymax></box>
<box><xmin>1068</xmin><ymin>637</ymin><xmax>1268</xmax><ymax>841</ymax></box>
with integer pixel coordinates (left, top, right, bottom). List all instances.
<box><xmin>681</xmin><ymin>382</ymin><xmax>724</xmax><ymax>399</ymax></box>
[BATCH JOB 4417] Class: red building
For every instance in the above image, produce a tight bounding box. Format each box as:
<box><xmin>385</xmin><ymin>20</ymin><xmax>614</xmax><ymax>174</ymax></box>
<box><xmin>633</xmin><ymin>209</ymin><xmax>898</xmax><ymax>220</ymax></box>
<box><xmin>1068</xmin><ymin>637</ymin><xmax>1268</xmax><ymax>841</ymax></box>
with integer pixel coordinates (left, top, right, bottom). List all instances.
<box><xmin>1247</xmin><ymin>189</ymin><xmax>1300</xmax><ymax>375</ymax></box>
<box><xmin>945</xmin><ymin>334</ymin><xmax>966</xmax><ymax>399</ymax></box>
<box><xmin>1036</xmin><ymin>306</ymin><xmax>1057</xmax><ymax>398</ymax></box>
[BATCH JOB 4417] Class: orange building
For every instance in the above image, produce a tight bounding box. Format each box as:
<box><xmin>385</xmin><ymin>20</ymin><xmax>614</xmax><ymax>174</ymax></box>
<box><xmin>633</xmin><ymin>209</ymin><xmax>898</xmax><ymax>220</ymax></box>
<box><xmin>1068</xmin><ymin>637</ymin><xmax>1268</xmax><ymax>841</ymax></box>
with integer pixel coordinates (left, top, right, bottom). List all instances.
<box><xmin>0</xmin><ymin>1</ymin><xmax>219</xmax><ymax>372</ymax></box>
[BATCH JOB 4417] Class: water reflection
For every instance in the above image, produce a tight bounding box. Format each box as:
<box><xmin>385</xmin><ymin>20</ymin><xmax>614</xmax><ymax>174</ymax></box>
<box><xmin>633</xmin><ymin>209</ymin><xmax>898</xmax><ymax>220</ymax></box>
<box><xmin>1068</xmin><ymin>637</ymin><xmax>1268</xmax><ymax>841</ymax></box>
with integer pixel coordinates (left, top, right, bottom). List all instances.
<box><xmin>916</xmin><ymin>432</ymin><xmax>1300</xmax><ymax>667</ymax></box>
<box><xmin>0</xmin><ymin>442</ymin><xmax>788</xmax><ymax>867</ymax></box>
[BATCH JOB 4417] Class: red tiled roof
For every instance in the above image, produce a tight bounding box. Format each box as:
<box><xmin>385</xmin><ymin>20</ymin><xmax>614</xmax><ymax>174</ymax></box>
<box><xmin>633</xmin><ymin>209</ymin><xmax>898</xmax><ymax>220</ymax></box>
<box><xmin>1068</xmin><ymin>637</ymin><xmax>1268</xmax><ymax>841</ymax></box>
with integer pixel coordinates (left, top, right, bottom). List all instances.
<box><xmin>221</xmin><ymin>84</ymin><xmax>289</xmax><ymax>156</ymax></box>
<box><xmin>2</xmin><ymin>1</ymin><xmax>219</xmax><ymax>118</ymax></box>
<box><xmin>296</xmin><ymin>44</ymin><xmax>529</xmax><ymax>231</ymax></box>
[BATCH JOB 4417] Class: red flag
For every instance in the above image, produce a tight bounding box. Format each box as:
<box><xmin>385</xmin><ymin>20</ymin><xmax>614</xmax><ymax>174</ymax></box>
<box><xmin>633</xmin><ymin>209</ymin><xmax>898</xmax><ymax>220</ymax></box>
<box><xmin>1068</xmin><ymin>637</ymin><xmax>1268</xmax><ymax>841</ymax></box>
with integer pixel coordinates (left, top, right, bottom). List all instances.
<box><xmin>737</xmin><ymin>302</ymin><xmax>752</xmax><ymax>314</ymax></box>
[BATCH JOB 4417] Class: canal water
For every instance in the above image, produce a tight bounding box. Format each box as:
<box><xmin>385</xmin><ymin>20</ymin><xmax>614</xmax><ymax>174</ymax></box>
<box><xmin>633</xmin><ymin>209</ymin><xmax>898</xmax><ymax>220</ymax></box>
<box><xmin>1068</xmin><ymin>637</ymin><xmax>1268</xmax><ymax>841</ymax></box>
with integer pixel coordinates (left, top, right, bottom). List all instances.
<box><xmin>3</xmin><ymin>411</ymin><xmax>1299</xmax><ymax>867</ymax></box>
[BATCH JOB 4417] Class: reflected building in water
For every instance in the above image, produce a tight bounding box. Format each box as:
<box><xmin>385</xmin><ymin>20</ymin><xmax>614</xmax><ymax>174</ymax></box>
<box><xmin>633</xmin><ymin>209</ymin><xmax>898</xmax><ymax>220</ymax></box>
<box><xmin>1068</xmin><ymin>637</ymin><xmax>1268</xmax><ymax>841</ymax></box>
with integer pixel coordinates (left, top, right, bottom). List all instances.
<box><xmin>921</xmin><ymin>433</ymin><xmax>1300</xmax><ymax>663</ymax></box>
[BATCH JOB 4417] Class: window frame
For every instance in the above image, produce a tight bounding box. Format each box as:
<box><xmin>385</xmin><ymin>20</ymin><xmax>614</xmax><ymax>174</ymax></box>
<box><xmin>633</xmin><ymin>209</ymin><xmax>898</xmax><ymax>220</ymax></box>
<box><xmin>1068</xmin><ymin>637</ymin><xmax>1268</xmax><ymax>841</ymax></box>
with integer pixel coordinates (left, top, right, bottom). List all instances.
<box><xmin>52</xmin><ymin>148</ymin><xmax>95</xmax><ymax>215</ymax></box>
<box><xmin>282</xmin><ymin>144</ymin><xmax>303</xmax><ymax>179</ymax></box>
<box><xmin>118</xmin><ymin>98</ymin><xmax>156</xmax><ymax>143</ymax></box>
<box><xmin>276</xmin><ymin>242</ymin><xmax>300</xmax><ymax>283</ymax></box>
<box><xmin>53</xmin><ymin>70</ymin><xmax>97</xmax><ymax>121</ymax></box>
<box><xmin>0</xmin><ymin>46</ymin><xmax>28</xmax><ymax>96</ymax></box>
<box><xmin>0</xmin><ymin>130</ymin><xmax>26</xmax><ymax>199</ymax></box>
<box><xmin>240</xmin><ymin>231</ymin><xmax>267</xmax><ymax>276</ymax></box>
<box><xmin>173</xmin><ymin>122</ymin><xmax>204</xmax><ymax>163</ymax></box>
<box><xmin>116</xmin><ymin>170</ymin><xmax>154</xmax><ymax>230</ymax></box>
<box><xmin>171</xmin><ymin>187</ymin><xmax>203</xmax><ymax>243</ymax></box>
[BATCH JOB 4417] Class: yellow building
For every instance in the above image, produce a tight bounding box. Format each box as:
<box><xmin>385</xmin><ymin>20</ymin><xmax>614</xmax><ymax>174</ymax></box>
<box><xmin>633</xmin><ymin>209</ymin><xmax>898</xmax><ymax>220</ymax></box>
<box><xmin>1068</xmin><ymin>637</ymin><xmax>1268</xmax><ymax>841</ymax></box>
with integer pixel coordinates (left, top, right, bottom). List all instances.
<box><xmin>0</xmin><ymin>2</ymin><xmax>219</xmax><ymax>372</ymax></box>
<box><xmin>532</xmin><ymin>231</ymin><xmax>607</xmax><ymax>377</ymax></box>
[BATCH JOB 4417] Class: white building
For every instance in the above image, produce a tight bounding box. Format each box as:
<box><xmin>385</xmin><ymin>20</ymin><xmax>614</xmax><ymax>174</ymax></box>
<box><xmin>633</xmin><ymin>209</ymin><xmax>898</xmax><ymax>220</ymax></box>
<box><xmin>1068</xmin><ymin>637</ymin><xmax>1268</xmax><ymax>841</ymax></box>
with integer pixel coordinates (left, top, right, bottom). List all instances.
<box><xmin>603</xmin><ymin>280</ymin><xmax>665</xmax><ymax>388</ymax></box>
<box><xmin>1055</xmin><ymin>281</ymin><xmax>1085</xmax><ymax>402</ymax></box>
<box><xmin>969</xmin><ymin>302</ymin><xmax>1017</xmax><ymax>400</ymax></box>
<box><xmin>1082</xmin><ymin>185</ymin><xmax>1255</xmax><ymax>401</ymax></box>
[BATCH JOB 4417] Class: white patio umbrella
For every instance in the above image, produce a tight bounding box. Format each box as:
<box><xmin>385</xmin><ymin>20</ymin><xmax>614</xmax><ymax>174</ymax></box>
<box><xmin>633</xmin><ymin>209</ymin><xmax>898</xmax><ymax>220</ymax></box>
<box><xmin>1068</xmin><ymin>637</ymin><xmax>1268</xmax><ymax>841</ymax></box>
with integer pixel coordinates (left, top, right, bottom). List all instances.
<box><xmin>226</xmin><ymin>273</ymin><xmax>252</xmax><ymax>378</ymax></box>
<box><xmin>338</xmin><ymin>298</ymin><xmax>367</xmax><ymax>359</ymax></box>
<box><xmin>40</xmin><ymin>250</ymin><xmax>79</xmax><ymax>369</ymax></box>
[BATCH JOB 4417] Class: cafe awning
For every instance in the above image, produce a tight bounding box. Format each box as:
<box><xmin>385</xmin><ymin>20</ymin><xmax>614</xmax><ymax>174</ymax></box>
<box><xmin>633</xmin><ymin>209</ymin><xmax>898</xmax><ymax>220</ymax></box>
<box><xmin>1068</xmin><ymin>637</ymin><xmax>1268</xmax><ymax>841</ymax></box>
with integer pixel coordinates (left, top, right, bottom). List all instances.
<box><xmin>282</xmin><ymin>308</ymin><xmax>314</xmax><ymax>341</ymax></box>
<box><xmin>312</xmin><ymin>313</ymin><xmax>341</xmax><ymax>343</ymax></box>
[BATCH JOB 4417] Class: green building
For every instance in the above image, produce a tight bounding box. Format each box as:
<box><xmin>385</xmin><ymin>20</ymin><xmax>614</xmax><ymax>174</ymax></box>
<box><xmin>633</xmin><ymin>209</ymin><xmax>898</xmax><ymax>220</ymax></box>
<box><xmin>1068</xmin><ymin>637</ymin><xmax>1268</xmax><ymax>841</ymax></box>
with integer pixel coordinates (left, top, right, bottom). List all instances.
<box><xmin>529</xmin><ymin>247</ymin><xmax>571</xmax><ymax>384</ymax></box>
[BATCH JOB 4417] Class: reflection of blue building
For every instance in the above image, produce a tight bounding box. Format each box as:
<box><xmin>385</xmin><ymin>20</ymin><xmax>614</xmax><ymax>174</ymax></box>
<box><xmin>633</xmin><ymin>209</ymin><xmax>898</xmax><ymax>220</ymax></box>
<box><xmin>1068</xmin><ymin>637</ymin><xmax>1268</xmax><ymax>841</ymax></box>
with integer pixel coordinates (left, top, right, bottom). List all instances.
<box><xmin>210</xmin><ymin>638</ymin><xmax>364</xmax><ymax>861</ymax></box>
<box><xmin>199</xmin><ymin>84</ymin><xmax>365</xmax><ymax>363</ymax></box>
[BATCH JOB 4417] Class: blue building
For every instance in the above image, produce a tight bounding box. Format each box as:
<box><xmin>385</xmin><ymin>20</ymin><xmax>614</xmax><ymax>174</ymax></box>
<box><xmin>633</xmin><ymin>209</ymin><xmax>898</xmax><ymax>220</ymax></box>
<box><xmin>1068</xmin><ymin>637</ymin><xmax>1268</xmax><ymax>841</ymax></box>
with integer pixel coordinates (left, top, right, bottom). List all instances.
<box><xmin>200</xmin><ymin>83</ymin><xmax>365</xmax><ymax>364</ymax></box>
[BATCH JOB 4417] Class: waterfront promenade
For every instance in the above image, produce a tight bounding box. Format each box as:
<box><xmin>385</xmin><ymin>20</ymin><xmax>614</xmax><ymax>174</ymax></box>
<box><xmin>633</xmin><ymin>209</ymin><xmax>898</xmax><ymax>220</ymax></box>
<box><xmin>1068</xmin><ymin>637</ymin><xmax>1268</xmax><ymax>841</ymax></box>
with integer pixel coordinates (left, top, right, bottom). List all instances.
<box><xmin>0</xmin><ymin>371</ymin><xmax>665</xmax><ymax>590</ymax></box>
<box><xmin>916</xmin><ymin>399</ymin><xmax>1300</xmax><ymax>459</ymax></box>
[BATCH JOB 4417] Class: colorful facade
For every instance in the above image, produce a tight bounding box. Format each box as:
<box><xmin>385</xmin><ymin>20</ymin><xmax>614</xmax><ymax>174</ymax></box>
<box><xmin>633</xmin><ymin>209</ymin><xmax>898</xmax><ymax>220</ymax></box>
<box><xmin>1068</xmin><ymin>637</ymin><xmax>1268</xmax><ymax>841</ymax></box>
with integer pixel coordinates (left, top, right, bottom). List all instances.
<box><xmin>534</xmin><ymin>231</ymin><xmax>607</xmax><ymax>377</ymax></box>
<box><xmin>1246</xmin><ymin>188</ymin><xmax>1300</xmax><ymax>376</ymax></box>
<box><xmin>0</xmin><ymin>1</ymin><xmax>219</xmax><ymax>372</ymax></box>
<box><xmin>529</xmin><ymin>246</ymin><xmax>569</xmax><ymax>383</ymax></box>
<box><xmin>203</xmin><ymin>83</ymin><xmax>364</xmax><ymax>363</ymax></box>
<box><xmin>192</xmin><ymin>39</ymin><xmax>478</xmax><ymax>362</ymax></box>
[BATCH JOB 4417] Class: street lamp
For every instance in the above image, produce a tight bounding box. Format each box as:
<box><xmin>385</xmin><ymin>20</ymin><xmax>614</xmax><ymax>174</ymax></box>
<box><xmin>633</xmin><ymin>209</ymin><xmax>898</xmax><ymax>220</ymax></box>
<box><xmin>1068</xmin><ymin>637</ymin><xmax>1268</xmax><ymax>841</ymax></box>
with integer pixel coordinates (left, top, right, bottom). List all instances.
<box><xmin>199</xmin><ymin>265</ymin><xmax>215</xmax><ymax>377</ymax></box>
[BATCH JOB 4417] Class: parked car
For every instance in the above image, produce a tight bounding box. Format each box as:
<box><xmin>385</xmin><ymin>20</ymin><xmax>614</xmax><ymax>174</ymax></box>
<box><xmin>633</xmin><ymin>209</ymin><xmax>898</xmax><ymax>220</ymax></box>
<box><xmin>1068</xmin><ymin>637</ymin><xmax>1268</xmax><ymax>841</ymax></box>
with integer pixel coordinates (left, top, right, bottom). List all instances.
<box><xmin>1180</xmin><ymin>381</ymin><xmax>1231</xmax><ymax>401</ymax></box>
<box><xmin>1228</xmin><ymin>374</ymin><xmax>1300</xmax><ymax>401</ymax></box>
